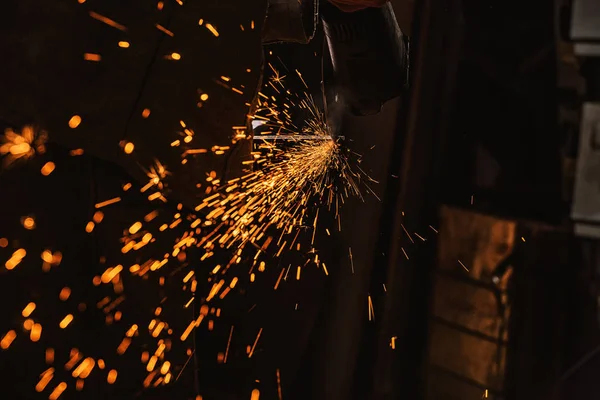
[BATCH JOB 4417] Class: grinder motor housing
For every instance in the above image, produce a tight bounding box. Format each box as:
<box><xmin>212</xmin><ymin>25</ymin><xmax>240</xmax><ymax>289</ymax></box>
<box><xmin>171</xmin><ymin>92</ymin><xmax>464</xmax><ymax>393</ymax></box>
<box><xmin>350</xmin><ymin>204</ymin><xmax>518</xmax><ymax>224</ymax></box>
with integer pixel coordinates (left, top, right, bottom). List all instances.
<box><xmin>262</xmin><ymin>0</ymin><xmax>409</xmax><ymax>116</ymax></box>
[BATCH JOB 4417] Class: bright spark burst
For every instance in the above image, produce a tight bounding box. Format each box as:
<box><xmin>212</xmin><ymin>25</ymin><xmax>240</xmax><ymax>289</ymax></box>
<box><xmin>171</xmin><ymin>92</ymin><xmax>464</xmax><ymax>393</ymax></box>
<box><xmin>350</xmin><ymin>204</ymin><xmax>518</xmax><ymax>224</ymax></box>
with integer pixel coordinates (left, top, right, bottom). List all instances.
<box><xmin>0</xmin><ymin>125</ymin><xmax>47</xmax><ymax>168</ymax></box>
<box><xmin>194</xmin><ymin>98</ymin><xmax>364</xmax><ymax>260</ymax></box>
<box><xmin>0</xmin><ymin>17</ymin><xmax>377</xmax><ymax>400</ymax></box>
<box><xmin>141</xmin><ymin>159</ymin><xmax>170</xmax><ymax>193</ymax></box>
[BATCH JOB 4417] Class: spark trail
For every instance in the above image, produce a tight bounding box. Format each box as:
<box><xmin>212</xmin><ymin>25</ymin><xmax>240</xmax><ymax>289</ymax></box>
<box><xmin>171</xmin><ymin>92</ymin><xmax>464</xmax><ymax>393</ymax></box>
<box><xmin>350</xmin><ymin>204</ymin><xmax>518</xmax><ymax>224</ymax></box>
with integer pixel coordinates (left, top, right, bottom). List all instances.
<box><xmin>0</xmin><ymin>26</ymin><xmax>375</xmax><ymax>400</ymax></box>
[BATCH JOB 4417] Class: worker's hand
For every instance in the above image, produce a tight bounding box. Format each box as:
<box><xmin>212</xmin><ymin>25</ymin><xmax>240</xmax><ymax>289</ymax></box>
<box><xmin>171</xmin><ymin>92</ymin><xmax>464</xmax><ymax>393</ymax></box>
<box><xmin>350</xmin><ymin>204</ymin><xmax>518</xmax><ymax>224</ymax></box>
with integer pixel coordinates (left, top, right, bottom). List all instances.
<box><xmin>327</xmin><ymin>0</ymin><xmax>389</xmax><ymax>12</ymax></box>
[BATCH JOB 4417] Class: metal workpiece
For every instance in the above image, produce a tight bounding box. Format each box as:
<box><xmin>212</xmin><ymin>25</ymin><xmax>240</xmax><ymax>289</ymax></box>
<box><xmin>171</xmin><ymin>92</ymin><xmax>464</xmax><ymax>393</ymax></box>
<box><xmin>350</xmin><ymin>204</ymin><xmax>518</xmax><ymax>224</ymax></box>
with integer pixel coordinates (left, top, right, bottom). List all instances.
<box><xmin>321</xmin><ymin>1</ymin><xmax>408</xmax><ymax>116</ymax></box>
<box><xmin>572</xmin><ymin>103</ymin><xmax>600</xmax><ymax>238</ymax></box>
<box><xmin>571</xmin><ymin>0</ymin><xmax>600</xmax><ymax>56</ymax></box>
<box><xmin>570</xmin><ymin>0</ymin><xmax>600</xmax><ymax>237</ymax></box>
<box><xmin>571</xmin><ymin>0</ymin><xmax>600</xmax><ymax>42</ymax></box>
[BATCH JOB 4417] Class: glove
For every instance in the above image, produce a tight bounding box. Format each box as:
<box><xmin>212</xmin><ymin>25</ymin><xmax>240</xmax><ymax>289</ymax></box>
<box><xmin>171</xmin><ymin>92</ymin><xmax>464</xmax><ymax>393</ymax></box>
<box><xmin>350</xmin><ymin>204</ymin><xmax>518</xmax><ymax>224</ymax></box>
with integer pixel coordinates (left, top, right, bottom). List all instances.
<box><xmin>327</xmin><ymin>0</ymin><xmax>389</xmax><ymax>12</ymax></box>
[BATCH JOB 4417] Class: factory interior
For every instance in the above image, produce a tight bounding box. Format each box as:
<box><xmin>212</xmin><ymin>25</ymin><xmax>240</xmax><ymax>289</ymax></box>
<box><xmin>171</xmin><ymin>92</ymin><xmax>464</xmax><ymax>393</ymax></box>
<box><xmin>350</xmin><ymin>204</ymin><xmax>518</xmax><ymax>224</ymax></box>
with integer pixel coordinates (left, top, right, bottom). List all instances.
<box><xmin>1</xmin><ymin>0</ymin><xmax>600</xmax><ymax>399</ymax></box>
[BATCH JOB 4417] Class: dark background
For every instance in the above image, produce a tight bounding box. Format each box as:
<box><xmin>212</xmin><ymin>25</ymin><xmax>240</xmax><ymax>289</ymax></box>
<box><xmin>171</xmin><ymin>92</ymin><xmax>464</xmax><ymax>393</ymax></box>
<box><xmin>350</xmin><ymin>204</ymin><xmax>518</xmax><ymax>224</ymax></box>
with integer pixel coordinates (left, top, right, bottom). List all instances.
<box><xmin>2</xmin><ymin>0</ymin><xmax>600</xmax><ymax>400</ymax></box>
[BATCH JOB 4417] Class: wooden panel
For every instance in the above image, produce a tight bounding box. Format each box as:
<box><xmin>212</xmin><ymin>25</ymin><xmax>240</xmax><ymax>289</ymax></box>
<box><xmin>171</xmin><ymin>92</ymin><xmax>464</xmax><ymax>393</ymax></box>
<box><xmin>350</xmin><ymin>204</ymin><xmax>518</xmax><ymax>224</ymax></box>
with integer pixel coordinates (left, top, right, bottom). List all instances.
<box><xmin>427</xmin><ymin>206</ymin><xmax>515</xmax><ymax>398</ymax></box>
<box><xmin>437</xmin><ymin>206</ymin><xmax>516</xmax><ymax>279</ymax></box>
<box><xmin>429</xmin><ymin>322</ymin><xmax>506</xmax><ymax>392</ymax></box>
<box><xmin>432</xmin><ymin>277</ymin><xmax>509</xmax><ymax>341</ymax></box>
<box><xmin>426</xmin><ymin>367</ymin><xmax>490</xmax><ymax>400</ymax></box>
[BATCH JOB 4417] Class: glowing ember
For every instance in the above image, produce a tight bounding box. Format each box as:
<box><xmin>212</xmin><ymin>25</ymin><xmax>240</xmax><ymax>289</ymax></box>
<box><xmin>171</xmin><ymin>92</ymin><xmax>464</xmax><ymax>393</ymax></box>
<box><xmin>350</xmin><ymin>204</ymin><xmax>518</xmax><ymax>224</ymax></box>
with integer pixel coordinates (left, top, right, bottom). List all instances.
<box><xmin>68</xmin><ymin>115</ymin><xmax>82</xmax><ymax>129</ymax></box>
<box><xmin>0</xmin><ymin>125</ymin><xmax>47</xmax><ymax>167</ymax></box>
<box><xmin>40</xmin><ymin>162</ymin><xmax>55</xmax><ymax>176</ymax></box>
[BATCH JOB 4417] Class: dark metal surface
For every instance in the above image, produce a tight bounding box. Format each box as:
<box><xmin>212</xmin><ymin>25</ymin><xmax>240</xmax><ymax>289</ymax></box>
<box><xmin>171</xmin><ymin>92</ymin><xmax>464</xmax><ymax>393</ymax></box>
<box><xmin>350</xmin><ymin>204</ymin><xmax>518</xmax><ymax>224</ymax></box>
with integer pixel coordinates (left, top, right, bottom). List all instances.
<box><xmin>427</xmin><ymin>207</ymin><xmax>515</xmax><ymax>399</ymax></box>
<box><xmin>292</xmin><ymin>97</ymin><xmax>402</xmax><ymax>400</ymax></box>
<box><xmin>364</xmin><ymin>0</ymin><xmax>463</xmax><ymax>398</ymax></box>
